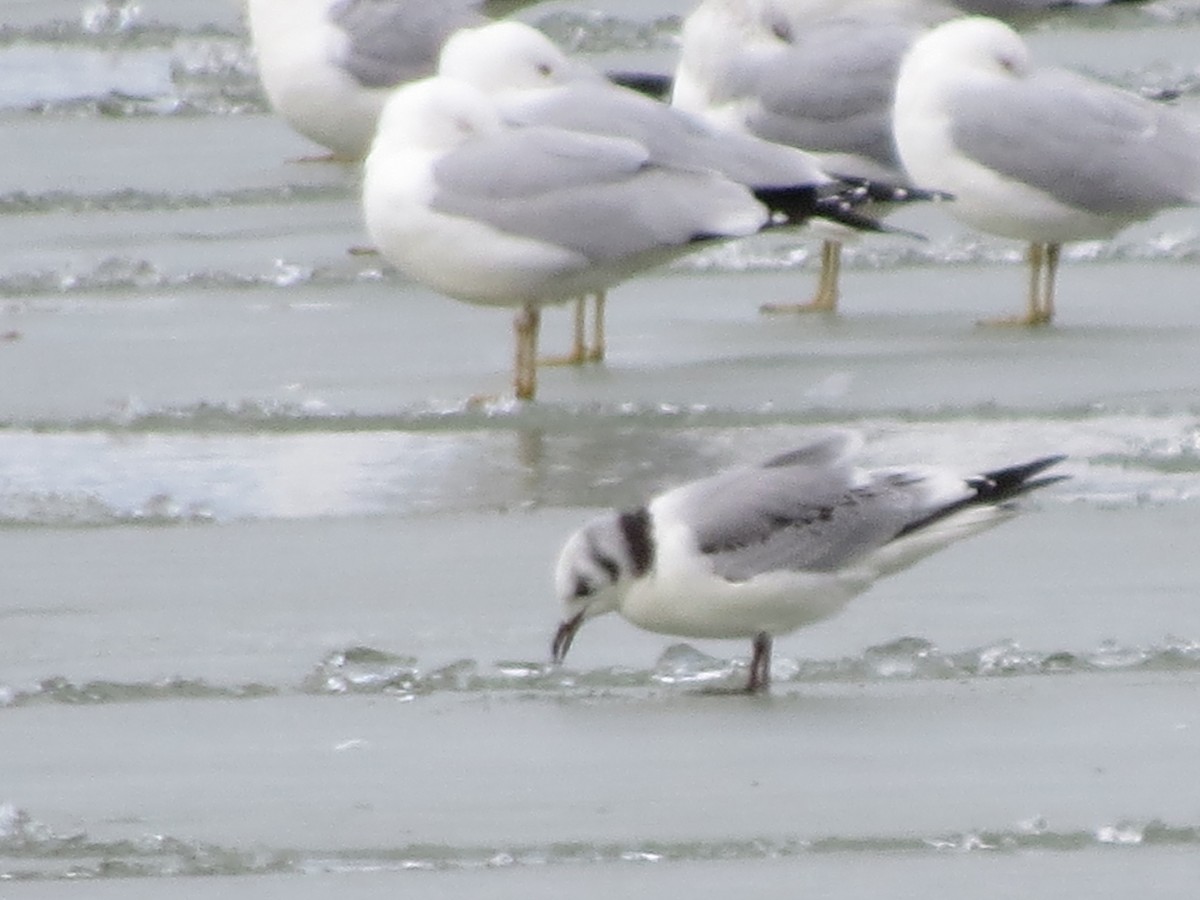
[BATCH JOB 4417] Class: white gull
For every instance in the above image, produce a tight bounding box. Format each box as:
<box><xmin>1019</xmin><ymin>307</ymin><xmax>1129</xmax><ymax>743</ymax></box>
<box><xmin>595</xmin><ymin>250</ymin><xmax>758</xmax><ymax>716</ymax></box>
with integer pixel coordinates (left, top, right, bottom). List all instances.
<box><xmin>362</xmin><ymin>76</ymin><xmax>859</xmax><ymax>400</ymax></box>
<box><xmin>436</xmin><ymin>20</ymin><xmax>907</xmax><ymax>363</ymax></box>
<box><xmin>552</xmin><ymin>430</ymin><xmax>1066</xmax><ymax>693</ymax></box>
<box><xmin>893</xmin><ymin>16</ymin><xmax>1200</xmax><ymax>325</ymax></box>
<box><xmin>247</xmin><ymin>0</ymin><xmax>489</xmax><ymax>159</ymax></box>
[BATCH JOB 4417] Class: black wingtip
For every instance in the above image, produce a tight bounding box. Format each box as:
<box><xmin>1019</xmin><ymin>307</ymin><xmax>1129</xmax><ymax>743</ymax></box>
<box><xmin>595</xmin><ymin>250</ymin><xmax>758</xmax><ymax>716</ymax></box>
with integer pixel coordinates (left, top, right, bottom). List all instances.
<box><xmin>605</xmin><ymin>69</ymin><xmax>674</xmax><ymax>100</ymax></box>
<box><xmin>828</xmin><ymin>174</ymin><xmax>955</xmax><ymax>206</ymax></box>
<box><xmin>752</xmin><ymin>185</ymin><xmax>930</xmax><ymax>238</ymax></box>
<box><xmin>893</xmin><ymin>455</ymin><xmax>1066</xmax><ymax>541</ymax></box>
<box><xmin>970</xmin><ymin>455</ymin><xmax>1069</xmax><ymax>503</ymax></box>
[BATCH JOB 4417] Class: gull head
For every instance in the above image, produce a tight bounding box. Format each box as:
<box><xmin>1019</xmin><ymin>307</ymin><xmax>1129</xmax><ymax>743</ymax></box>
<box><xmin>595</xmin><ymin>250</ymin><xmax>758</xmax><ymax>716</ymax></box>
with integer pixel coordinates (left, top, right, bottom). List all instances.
<box><xmin>551</xmin><ymin>512</ymin><xmax>647</xmax><ymax>664</ymax></box>
<box><xmin>370</xmin><ymin>76</ymin><xmax>502</xmax><ymax>158</ymax></box>
<box><xmin>439</xmin><ymin>21</ymin><xmax>590</xmax><ymax>94</ymax></box>
<box><xmin>907</xmin><ymin>16</ymin><xmax>1031</xmax><ymax>81</ymax></box>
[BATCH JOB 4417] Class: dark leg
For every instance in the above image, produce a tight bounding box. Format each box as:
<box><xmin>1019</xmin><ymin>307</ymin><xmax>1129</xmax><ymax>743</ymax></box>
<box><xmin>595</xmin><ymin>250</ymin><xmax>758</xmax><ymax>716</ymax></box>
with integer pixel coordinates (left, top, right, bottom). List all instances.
<box><xmin>1040</xmin><ymin>242</ymin><xmax>1060</xmax><ymax>325</ymax></box>
<box><xmin>746</xmin><ymin>632</ymin><xmax>773</xmax><ymax>693</ymax></box>
<box><xmin>588</xmin><ymin>291</ymin><xmax>607</xmax><ymax>362</ymax></box>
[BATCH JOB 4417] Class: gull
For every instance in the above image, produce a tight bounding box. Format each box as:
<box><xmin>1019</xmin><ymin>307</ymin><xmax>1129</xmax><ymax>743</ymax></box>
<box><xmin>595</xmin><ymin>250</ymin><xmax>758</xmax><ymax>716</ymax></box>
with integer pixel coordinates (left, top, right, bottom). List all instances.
<box><xmin>671</xmin><ymin>0</ymin><xmax>957</xmax><ymax>315</ymax></box>
<box><xmin>552</xmin><ymin>430</ymin><xmax>1065</xmax><ymax>693</ymax></box>
<box><xmin>248</xmin><ymin>0</ymin><xmax>531</xmax><ymax>160</ymax></box>
<box><xmin>362</xmin><ymin>76</ymin><xmax>892</xmax><ymax>401</ymax></box>
<box><xmin>437</xmin><ymin>20</ymin><xmax>923</xmax><ymax>363</ymax></box>
<box><xmin>893</xmin><ymin>16</ymin><xmax>1200</xmax><ymax>325</ymax></box>
<box><xmin>246</xmin><ymin>0</ymin><xmax>667</xmax><ymax>162</ymax></box>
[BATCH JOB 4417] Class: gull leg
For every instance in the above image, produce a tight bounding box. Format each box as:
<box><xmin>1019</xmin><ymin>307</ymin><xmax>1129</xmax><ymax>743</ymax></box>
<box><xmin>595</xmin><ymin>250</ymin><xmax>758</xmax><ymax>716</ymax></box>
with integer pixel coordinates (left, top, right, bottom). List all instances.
<box><xmin>760</xmin><ymin>240</ymin><xmax>841</xmax><ymax>315</ymax></box>
<box><xmin>979</xmin><ymin>242</ymin><xmax>1052</xmax><ymax>327</ymax></box>
<box><xmin>541</xmin><ymin>292</ymin><xmax>607</xmax><ymax>365</ymax></box>
<box><xmin>1038</xmin><ymin>243</ymin><xmax>1060</xmax><ymax>325</ymax></box>
<box><xmin>539</xmin><ymin>297</ymin><xmax>590</xmax><ymax>366</ymax></box>
<box><xmin>588</xmin><ymin>291</ymin><xmax>607</xmax><ymax>362</ymax></box>
<box><xmin>513</xmin><ymin>304</ymin><xmax>541</xmax><ymax>401</ymax></box>
<box><xmin>746</xmin><ymin>632</ymin><xmax>773</xmax><ymax>694</ymax></box>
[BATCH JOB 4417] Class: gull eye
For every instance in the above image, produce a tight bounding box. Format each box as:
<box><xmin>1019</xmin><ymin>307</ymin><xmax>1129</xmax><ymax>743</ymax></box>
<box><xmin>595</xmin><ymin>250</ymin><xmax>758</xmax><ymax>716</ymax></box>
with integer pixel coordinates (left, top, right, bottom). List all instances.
<box><xmin>537</xmin><ymin>62</ymin><xmax>553</xmax><ymax>77</ymax></box>
<box><xmin>572</xmin><ymin>576</ymin><xmax>592</xmax><ymax>599</ymax></box>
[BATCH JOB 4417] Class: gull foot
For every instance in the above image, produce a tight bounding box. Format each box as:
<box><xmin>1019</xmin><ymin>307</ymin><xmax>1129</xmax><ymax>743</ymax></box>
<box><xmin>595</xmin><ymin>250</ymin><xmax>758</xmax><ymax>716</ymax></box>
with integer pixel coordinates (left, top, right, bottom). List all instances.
<box><xmin>538</xmin><ymin>350</ymin><xmax>591</xmax><ymax>367</ymax></box>
<box><xmin>976</xmin><ymin>311</ymin><xmax>1054</xmax><ymax>327</ymax></box>
<box><xmin>289</xmin><ymin>152</ymin><xmax>355</xmax><ymax>164</ymax></box>
<box><xmin>759</xmin><ymin>299</ymin><xmax>838</xmax><ymax>315</ymax></box>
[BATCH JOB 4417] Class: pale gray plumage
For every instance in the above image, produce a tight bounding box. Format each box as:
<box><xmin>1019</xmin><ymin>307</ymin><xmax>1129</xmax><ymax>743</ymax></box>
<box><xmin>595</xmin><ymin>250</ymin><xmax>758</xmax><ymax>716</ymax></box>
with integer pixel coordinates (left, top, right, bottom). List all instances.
<box><xmin>429</xmin><ymin>127</ymin><xmax>764</xmax><ymax>266</ymax></box>
<box><xmin>659</xmin><ymin>435</ymin><xmax>951</xmax><ymax>581</ymax></box>
<box><xmin>739</xmin><ymin>17</ymin><xmax>922</xmax><ymax>178</ymax></box>
<box><xmin>329</xmin><ymin>0</ymin><xmax>485</xmax><ymax>88</ymax></box>
<box><xmin>496</xmin><ymin>80</ymin><xmax>833</xmax><ymax>189</ymax></box>
<box><xmin>948</xmin><ymin>69</ymin><xmax>1200</xmax><ymax>217</ymax></box>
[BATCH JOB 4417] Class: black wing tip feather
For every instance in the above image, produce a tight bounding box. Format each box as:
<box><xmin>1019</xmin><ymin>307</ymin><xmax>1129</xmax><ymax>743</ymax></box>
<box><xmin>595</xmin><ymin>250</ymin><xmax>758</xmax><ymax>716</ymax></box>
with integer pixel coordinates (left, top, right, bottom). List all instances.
<box><xmin>895</xmin><ymin>455</ymin><xmax>1066</xmax><ymax>541</ymax></box>
<box><xmin>828</xmin><ymin>174</ymin><xmax>955</xmax><ymax>206</ymax></box>
<box><xmin>972</xmin><ymin>454</ymin><xmax>1069</xmax><ymax>503</ymax></box>
<box><xmin>751</xmin><ymin>186</ymin><xmax>892</xmax><ymax>235</ymax></box>
<box><xmin>604</xmin><ymin>69</ymin><xmax>674</xmax><ymax>100</ymax></box>
<box><xmin>752</xmin><ymin>183</ymin><xmax>941</xmax><ymax>237</ymax></box>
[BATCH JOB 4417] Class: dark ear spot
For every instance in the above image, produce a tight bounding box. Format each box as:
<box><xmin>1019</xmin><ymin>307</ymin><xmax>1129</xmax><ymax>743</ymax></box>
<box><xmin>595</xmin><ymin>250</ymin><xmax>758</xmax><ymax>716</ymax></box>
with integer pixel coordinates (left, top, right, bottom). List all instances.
<box><xmin>595</xmin><ymin>554</ymin><xmax>619</xmax><ymax>580</ymax></box>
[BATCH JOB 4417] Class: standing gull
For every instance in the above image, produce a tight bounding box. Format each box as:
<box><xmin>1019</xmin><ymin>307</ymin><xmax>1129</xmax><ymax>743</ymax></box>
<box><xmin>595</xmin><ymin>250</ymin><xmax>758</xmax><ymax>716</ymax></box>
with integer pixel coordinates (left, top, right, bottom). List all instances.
<box><xmin>247</xmin><ymin>0</ymin><xmax>492</xmax><ymax>159</ymax></box>
<box><xmin>437</xmin><ymin>20</ymin><xmax>929</xmax><ymax>363</ymax></box>
<box><xmin>552</xmin><ymin>430</ymin><xmax>1066</xmax><ymax>693</ymax></box>
<box><xmin>362</xmin><ymin>76</ymin><xmax>874</xmax><ymax>400</ymax></box>
<box><xmin>672</xmin><ymin>0</ymin><xmax>956</xmax><ymax>315</ymax></box>
<box><xmin>893</xmin><ymin>16</ymin><xmax>1200</xmax><ymax>325</ymax></box>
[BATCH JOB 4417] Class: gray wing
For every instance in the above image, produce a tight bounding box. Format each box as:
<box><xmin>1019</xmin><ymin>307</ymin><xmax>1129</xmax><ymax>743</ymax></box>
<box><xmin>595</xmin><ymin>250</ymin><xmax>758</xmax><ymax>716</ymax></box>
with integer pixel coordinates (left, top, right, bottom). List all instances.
<box><xmin>742</xmin><ymin>17</ymin><xmax>921</xmax><ymax>176</ymax></box>
<box><xmin>949</xmin><ymin>69</ymin><xmax>1200</xmax><ymax>216</ymax></box>
<box><xmin>502</xmin><ymin>82</ymin><xmax>830</xmax><ymax>187</ymax></box>
<box><xmin>328</xmin><ymin>0</ymin><xmax>486</xmax><ymax>88</ymax></box>
<box><xmin>671</xmin><ymin>435</ymin><xmax>958</xmax><ymax>581</ymax></box>
<box><xmin>430</xmin><ymin>127</ymin><xmax>762</xmax><ymax>261</ymax></box>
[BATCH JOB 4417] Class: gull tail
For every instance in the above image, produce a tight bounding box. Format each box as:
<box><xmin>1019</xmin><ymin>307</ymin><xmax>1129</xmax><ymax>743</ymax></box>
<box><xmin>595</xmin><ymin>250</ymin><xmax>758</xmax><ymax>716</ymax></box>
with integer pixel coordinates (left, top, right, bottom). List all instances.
<box><xmin>897</xmin><ymin>455</ymin><xmax>1068</xmax><ymax>541</ymax></box>
<box><xmin>865</xmin><ymin>455</ymin><xmax>1067</xmax><ymax>579</ymax></box>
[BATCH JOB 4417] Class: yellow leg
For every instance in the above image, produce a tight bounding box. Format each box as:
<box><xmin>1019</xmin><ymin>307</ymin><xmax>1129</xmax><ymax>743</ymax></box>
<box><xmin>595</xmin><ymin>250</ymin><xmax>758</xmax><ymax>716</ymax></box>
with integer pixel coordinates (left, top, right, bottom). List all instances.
<box><xmin>979</xmin><ymin>242</ymin><xmax>1055</xmax><ymax>327</ymax></box>
<box><xmin>538</xmin><ymin>298</ymin><xmax>587</xmax><ymax>366</ymax></box>
<box><xmin>542</xmin><ymin>293</ymin><xmax>608</xmax><ymax>365</ymax></box>
<box><xmin>513</xmin><ymin>304</ymin><xmax>541</xmax><ymax>401</ymax></box>
<box><xmin>760</xmin><ymin>240</ymin><xmax>841</xmax><ymax>315</ymax></box>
